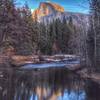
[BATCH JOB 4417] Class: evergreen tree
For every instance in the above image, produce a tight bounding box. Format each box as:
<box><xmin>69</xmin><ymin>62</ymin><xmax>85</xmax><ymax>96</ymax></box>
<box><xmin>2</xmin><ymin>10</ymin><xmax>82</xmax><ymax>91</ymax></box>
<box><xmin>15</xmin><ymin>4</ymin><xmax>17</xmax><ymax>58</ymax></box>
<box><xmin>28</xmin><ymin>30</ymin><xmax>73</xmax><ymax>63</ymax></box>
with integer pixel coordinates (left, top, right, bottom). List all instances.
<box><xmin>0</xmin><ymin>0</ymin><xmax>17</xmax><ymax>51</ymax></box>
<box><xmin>87</xmin><ymin>0</ymin><xmax>100</xmax><ymax>71</ymax></box>
<box><xmin>0</xmin><ymin>0</ymin><xmax>38</xmax><ymax>55</ymax></box>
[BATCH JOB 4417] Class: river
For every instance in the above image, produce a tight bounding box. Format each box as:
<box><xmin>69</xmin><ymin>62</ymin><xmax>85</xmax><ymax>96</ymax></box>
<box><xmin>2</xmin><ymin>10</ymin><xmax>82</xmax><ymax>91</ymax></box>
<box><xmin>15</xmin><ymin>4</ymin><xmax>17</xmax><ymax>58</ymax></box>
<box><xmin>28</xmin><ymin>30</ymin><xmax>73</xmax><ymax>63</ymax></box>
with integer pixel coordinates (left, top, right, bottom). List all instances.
<box><xmin>0</xmin><ymin>64</ymin><xmax>100</xmax><ymax>100</ymax></box>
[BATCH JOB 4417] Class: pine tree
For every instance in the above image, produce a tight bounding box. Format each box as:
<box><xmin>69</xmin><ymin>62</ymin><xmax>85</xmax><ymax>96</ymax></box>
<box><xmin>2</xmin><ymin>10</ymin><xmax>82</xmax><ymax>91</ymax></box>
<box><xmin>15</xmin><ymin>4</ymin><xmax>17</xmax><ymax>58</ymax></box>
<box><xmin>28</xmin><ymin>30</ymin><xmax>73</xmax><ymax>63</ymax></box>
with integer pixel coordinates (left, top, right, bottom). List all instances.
<box><xmin>0</xmin><ymin>0</ymin><xmax>38</xmax><ymax>55</ymax></box>
<box><xmin>0</xmin><ymin>0</ymin><xmax>17</xmax><ymax>52</ymax></box>
<box><xmin>87</xmin><ymin>0</ymin><xmax>100</xmax><ymax>71</ymax></box>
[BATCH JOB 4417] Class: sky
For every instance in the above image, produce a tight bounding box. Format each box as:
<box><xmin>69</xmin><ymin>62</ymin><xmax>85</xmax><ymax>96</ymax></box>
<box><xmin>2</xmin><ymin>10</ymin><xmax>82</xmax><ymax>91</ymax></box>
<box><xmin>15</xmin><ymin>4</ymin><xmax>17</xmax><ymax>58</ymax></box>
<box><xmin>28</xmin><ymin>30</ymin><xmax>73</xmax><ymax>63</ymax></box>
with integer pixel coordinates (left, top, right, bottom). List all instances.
<box><xmin>16</xmin><ymin>0</ymin><xmax>89</xmax><ymax>14</ymax></box>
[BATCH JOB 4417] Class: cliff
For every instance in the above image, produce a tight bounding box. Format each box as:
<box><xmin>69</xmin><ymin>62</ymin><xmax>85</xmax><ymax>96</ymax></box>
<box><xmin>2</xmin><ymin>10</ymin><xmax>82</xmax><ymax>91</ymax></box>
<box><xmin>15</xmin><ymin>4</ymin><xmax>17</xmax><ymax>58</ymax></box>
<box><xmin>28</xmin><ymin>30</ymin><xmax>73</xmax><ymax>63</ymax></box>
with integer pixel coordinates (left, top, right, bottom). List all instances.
<box><xmin>32</xmin><ymin>2</ymin><xmax>64</xmax><ymax>21</ymax></box>
<box><xmin>32</xmin><ymin>2</ymin><xmax>89</xmax><ymax>27</ymax></box>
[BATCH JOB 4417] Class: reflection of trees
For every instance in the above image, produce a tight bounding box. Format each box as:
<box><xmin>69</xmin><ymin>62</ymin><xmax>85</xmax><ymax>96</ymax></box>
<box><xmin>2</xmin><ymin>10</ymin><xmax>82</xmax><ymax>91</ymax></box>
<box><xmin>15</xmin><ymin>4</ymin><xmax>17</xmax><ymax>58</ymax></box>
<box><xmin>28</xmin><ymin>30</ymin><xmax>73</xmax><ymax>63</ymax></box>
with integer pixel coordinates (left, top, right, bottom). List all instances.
<box><xmin>13</xmin><ymin>68</ymin><xmax>85</xmax><ymax>100</ymax></box>
<box><xmin>85</xmin><ymin>81</ymin><xmax>100</xmax><ymax>100</ymax></box>
<box><xmin>0</xmin><ymin>68</ymin><xmax>14</xmax><ymax>100</ymax></box>
<box><xmin>0</xmin><ymin>68</ymin><xmax>100</xmax><ymax>100</ymax></box>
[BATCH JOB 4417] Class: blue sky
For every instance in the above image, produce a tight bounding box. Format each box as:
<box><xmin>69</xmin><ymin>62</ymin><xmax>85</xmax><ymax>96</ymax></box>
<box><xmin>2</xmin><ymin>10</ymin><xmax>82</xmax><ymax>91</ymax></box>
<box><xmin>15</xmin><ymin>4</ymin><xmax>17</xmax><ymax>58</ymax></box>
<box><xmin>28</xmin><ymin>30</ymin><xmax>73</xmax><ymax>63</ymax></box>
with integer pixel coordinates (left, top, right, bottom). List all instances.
<box><xmin>16</xmin><ymin>0</ymin><xmax>89</xmax><ymax>14</ymax></box>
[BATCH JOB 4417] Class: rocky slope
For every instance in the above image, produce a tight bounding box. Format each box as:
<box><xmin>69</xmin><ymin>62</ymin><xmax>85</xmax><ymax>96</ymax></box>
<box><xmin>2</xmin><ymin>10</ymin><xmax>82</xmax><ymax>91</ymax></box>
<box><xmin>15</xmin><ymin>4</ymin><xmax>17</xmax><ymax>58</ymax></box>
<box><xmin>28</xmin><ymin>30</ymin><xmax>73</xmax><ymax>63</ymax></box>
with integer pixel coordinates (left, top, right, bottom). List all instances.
<box><xmin>32</xmin><ymin>2</ymin><xmax>89</xmax><ymax>27</ymax></box>
<box><xmin>32</xmin><ymin>2</ymin><xmax>64</xmax><ymax>21</ymax></box>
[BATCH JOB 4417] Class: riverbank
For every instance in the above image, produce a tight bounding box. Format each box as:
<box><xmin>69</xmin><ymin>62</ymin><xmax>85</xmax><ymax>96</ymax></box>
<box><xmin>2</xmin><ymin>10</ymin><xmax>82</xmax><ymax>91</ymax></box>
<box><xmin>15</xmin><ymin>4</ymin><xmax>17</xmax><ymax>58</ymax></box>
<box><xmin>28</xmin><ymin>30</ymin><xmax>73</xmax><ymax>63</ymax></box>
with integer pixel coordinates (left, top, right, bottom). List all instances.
<box><xmin>65</xmin><ymin>65</ymin><xmax>100</xmax><ymax>85</ymax></box>
<box><xmin>10</xmin><ymin>54</ymin><xmax>79</xmax><ymax>66</ymax></box>
<box><xmin>76</xmin><ymin>68</ymin><xmax>100</xmax><ymax>84</ymax></box>
<box><xmin>0</xmin><ymin>54</ymin><xmax>100</xmax><ymax>85</ymax></box>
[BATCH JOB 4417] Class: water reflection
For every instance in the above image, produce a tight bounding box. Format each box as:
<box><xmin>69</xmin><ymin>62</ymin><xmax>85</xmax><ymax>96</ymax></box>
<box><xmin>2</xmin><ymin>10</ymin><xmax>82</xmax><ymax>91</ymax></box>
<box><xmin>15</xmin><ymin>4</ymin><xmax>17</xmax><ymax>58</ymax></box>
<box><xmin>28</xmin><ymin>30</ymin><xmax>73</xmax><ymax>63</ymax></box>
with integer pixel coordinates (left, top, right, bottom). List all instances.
<box><xmin>85</xmin><ymin>81</ymin><xmax>100</xmax><ymax>100</ymax></box>
<box><xmin>0</xmin><ymin>67</ymin><xmax>100</xmax><ymax>100</ymax></box>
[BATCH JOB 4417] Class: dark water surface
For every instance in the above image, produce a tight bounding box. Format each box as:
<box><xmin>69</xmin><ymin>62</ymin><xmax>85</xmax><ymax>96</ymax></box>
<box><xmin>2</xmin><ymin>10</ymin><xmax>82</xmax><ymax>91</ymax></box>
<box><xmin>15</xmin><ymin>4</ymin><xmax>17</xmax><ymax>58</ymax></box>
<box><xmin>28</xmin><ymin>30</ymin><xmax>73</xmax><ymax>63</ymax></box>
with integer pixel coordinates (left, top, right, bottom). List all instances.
<box><xmin>0</xmin><ymin>66</ymin><xmax>100</xmax><ymax>100</ymax></box>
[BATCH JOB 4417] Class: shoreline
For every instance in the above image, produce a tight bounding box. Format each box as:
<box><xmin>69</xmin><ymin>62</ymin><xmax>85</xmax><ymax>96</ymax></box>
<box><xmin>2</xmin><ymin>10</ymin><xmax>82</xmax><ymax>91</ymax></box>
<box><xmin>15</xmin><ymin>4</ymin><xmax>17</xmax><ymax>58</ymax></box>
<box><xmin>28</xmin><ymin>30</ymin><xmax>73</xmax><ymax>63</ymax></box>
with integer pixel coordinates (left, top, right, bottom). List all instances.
<box><xmin>0</xmin><ymin>54</ymin><xmax>100</xmax><ymax>85</ymax></box>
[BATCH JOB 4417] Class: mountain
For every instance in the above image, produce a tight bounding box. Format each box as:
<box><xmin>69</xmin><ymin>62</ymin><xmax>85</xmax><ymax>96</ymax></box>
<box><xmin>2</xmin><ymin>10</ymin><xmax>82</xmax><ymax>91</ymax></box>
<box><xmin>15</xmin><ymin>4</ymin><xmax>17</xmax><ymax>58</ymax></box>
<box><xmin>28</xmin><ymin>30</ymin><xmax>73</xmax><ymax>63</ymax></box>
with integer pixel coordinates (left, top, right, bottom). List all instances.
<box><xmin>32</xmin><ymin>2</ymin><xmax>89</xmax><ymax>27</ymax></box>
<box><xmin>32</xmin><ymin>2</ymin><xmax>64</xmax><ymax>21</ymax></box>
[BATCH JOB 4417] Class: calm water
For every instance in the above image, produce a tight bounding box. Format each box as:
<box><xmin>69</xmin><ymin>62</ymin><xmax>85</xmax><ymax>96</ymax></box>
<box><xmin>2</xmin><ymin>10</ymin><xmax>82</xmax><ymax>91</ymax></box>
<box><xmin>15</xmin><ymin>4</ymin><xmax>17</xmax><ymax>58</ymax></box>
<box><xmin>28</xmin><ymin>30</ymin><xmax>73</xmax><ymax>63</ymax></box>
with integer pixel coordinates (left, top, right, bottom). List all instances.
<box><xmin>0</xmin><ymin>66</ymin><xmax>100</xmax><ymax>100</ymax></box>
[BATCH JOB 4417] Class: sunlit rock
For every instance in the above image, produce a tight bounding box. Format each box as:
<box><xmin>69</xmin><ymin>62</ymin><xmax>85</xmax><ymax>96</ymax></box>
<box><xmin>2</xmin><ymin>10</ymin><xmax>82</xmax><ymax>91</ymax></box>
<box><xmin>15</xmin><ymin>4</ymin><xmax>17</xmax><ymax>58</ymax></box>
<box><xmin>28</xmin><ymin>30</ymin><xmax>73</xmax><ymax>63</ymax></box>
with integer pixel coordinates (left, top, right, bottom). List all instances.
<box><xmin>32</xmin><ymin>2</ymin><xmax>64</xmax><ymax>22</ymax></box>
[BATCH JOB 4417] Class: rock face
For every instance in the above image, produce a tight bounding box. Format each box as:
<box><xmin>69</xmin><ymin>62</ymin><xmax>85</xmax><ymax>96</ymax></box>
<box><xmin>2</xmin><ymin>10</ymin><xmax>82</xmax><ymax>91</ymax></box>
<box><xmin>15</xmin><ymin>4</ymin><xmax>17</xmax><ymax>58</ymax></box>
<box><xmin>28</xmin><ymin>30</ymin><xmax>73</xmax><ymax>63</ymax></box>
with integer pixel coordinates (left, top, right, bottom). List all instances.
<box><xmin>32</xmin><ymin>2</ymin><xmax>64</xmax><ymax>21</ymax></box>
<box><xmin>32</xmin><ymin>2</ymin><xmax>89</xmax><ymax>27</ymax></box>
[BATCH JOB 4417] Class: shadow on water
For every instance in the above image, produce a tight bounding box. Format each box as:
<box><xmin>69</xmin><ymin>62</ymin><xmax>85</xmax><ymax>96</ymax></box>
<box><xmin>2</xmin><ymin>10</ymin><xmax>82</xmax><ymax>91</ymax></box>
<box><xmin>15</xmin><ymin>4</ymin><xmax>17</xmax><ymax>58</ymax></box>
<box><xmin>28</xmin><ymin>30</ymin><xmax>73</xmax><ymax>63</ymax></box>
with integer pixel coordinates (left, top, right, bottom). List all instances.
<box><xmin>0</xmin><ymin>67</ymin><xmax>100</xmax><ymax>100</ymax></box>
